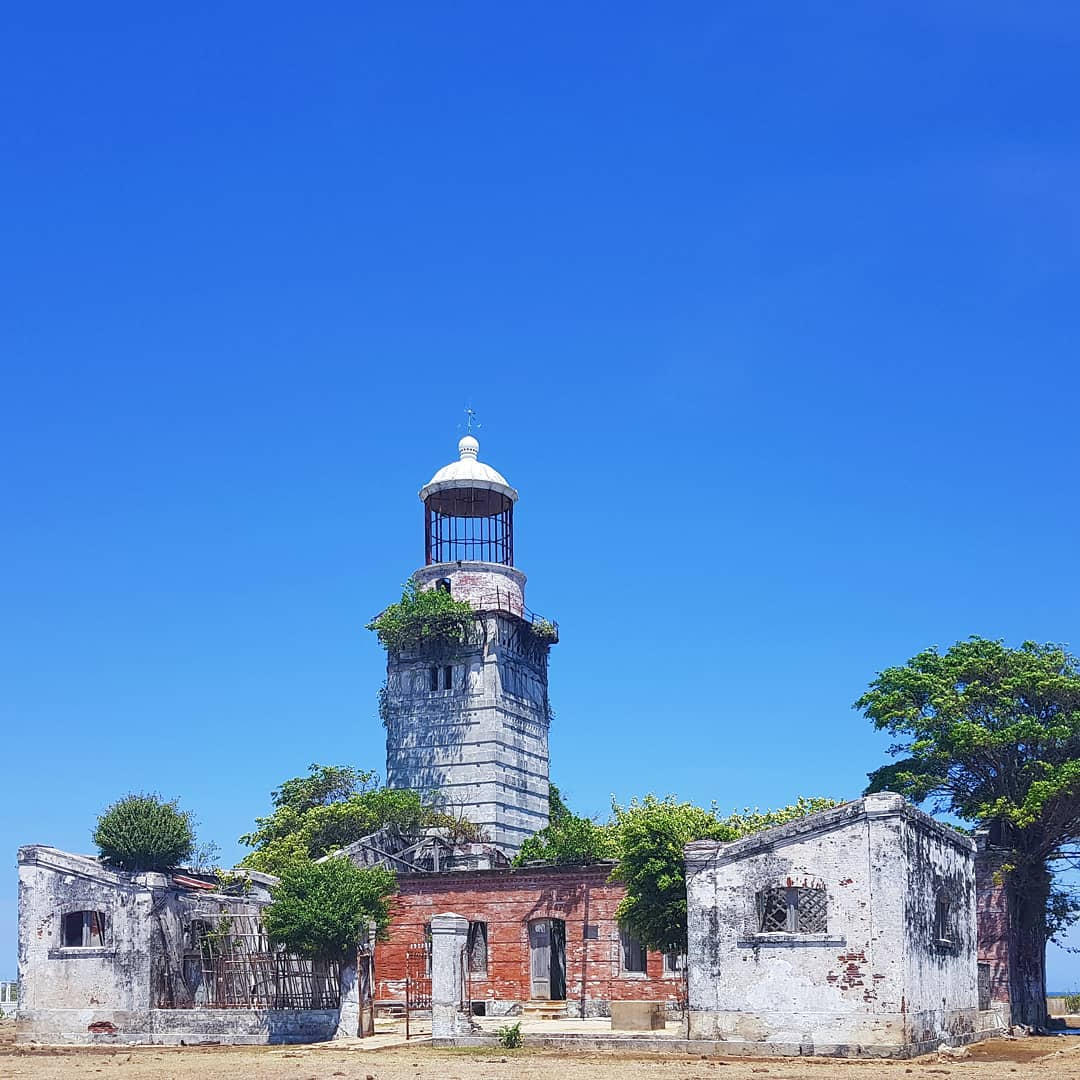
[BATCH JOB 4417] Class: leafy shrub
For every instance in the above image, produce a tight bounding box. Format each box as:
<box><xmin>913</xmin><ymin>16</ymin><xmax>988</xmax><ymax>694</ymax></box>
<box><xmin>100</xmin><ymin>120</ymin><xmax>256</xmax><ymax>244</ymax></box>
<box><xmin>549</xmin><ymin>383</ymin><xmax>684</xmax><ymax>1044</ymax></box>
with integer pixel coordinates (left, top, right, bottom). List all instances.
<box><xmin>262</xmin><ymin>857</ymin><xmax>397</xmax><ymax>961</ymax></box>
<box><xmin>530</xmin><ymin>619</ymin><xmax>558</xmax><ymax>644</ymax></box>
<box><xmin>496</xmin><ymin>1021</ymin><xmax>523</xmax><ymax>1048</ymax></box>
<box><xmin>367</xmin><ymin>579</ymin><xmax>474</xmax><ymax>652</ymax></box>
<box><xmin>93</xmin><ymin>793</ymin><xmax>195</xmax><ymax>872</ymax></box>
<box><xmin>1065</xmin><ymin>991</ymin><xmax>1080</xmax><ymax>1013</ymax></box>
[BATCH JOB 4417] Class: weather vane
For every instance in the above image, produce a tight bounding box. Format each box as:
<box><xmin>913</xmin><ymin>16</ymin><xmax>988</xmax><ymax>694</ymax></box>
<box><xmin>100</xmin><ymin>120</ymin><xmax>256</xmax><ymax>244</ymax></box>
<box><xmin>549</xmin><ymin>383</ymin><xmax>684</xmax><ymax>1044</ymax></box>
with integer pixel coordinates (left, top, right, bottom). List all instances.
<box><xmin>461</xmin><ymin>406</ymin><xmax>481</xmax><ymax>436</ymax></box>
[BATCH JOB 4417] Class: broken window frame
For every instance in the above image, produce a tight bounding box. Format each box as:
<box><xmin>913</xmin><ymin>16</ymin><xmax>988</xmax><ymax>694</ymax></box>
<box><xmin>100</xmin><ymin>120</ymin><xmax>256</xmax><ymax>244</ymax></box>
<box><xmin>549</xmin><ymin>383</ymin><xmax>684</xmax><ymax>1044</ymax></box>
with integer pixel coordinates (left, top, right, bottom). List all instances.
<box><xmin>756</xmin><ymin>886</ymin><xmax>828</xmax><ymax>934</ymax></box>
<box><xmin>61</xmin><ymin>909</ymin><xmax>108</xmax><ymax>949</ymax></box>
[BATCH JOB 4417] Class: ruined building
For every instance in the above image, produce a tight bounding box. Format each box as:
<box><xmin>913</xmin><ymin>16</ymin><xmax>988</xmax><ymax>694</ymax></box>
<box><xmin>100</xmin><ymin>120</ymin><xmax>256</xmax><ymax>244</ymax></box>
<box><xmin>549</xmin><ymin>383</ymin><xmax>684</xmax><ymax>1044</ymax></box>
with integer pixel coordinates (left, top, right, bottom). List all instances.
<box><xmin>16</xmin><ymin>845</ymin><xmax>367</xmax><ymax>1045</ymax></box>
<box><xmin>684</xmin><ymin>794</ymin><xmax>1003</xmax><ymax>1056</ymax></box>
<box><xmin>381</xmin><ymin>435</ymin><xmax>557</xmax><ymax>853</ymax></box>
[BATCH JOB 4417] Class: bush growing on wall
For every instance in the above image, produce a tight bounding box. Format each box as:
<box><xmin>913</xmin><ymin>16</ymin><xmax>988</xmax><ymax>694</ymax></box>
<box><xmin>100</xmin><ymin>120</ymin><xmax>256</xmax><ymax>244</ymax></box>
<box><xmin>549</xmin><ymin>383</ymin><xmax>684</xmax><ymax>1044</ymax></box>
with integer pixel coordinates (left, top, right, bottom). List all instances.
<box><xmin>366</xmin><ymin>578</ymin><xmax>474</xmax><ymax>652</ymax></box>
<box><xmin>93</xmin><ymin>793</ymin><xmax>196</xmax><ymax>872</ymax></box>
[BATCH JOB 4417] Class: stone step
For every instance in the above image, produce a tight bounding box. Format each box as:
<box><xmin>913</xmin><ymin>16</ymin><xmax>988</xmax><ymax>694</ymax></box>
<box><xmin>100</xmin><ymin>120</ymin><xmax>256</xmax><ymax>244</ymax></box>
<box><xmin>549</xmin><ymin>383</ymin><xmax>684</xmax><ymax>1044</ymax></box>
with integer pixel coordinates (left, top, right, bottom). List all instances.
<box><xmin>521</xmin><ymin>999</ymin><xmax>567</xmax><ymax>1019</ymax></box>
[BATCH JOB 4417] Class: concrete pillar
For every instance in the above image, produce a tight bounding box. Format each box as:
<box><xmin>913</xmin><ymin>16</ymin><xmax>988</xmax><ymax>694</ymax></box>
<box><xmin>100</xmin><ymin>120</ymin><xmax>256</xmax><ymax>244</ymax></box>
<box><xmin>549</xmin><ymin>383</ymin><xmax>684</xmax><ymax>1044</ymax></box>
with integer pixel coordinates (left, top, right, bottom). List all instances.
<box><xmin>430</xmin><ymin>913</ymin><xmax>470</xmax><ymax>1039</ymax></box>
<box><xmin>335</xmin><ymin>921</ymin><xmax>378</xmax><ymax>1039</ymax></box>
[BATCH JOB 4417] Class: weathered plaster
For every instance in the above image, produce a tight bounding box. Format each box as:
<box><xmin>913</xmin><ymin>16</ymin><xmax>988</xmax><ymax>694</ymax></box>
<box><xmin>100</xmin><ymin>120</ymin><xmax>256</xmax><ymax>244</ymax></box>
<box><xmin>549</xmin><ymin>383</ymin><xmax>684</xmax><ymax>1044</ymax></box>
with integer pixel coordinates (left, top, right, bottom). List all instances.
<box><xmin>685</xmin><ymin>795</ymin><xmax>1002</xmax><ymax>1057</ymax></box>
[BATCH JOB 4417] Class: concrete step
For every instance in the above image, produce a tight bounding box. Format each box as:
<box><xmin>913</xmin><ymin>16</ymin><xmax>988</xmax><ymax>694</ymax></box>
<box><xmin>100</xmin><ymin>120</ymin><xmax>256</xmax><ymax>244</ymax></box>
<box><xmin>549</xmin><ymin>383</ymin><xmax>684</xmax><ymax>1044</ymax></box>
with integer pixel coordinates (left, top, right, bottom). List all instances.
<box><xmin>521</xmin><ymin>999</ymin><xmax>567</xmax><ymax>1019</ymax></box>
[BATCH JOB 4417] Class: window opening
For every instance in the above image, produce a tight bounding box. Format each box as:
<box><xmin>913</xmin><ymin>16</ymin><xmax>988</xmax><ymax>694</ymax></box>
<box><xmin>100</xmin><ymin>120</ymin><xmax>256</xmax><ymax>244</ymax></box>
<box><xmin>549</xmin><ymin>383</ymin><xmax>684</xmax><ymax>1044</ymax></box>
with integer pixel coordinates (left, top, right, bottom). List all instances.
<box><xmin>467</xmin><ymin>921</ymin><xmax>488</xmax><ymax>974</ymax></box>
<box><xmin>442</xmin><ymin>665</ymin><xmax>453</xmax><ymax>691</ymax></box>
<box><xmin>663</xmin><ymin>951</ymin><xmax>686</xmax><ymax>973</ymax></box>
<box><xmin>62</xmin><ymin>910</ymin><xmax>106</xmax><ymax>948</ymax></box>
<box><xmin>757</xmin><ymin>887</ymin><xmax>827</xmax><ymax>934</ymax></box>
<box><xmin>436</xmin><ymin>578</ymin><xmax>452</xmax><ymax>593</ymax></box>
<box><xmin>429</xmin><ymin>667</ymin><xmax>439</xmax><ymax>691</ymax></box>
<box><xmin>620</xmin><ymin>927</ymin><xmax>647</xmax><ymax>973</ymax></box>
<box><xmin>936</xmin><ymin>892</ymin><xmax>953</xmax><ymax>944</ymax></box>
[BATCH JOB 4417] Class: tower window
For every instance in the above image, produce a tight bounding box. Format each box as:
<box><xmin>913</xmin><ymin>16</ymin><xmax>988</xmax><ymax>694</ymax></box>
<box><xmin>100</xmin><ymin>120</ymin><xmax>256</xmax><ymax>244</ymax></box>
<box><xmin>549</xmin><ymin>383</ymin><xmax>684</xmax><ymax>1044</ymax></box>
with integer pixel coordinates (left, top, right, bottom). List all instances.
<box><xmin>429</xmin><ymin>666</ymin><xmax>454</xmax><ymax>691</ymax></box>
<box><xmin>436</xmin><ymin>578</ymin><xmax>452</xmax><ymax>593</ymax></box>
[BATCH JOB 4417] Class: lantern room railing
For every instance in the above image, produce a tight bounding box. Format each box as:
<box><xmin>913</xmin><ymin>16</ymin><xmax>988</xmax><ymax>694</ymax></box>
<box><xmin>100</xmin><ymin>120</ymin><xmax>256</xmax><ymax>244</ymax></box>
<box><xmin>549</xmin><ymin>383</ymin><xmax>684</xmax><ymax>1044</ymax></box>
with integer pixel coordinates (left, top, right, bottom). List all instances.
<box><xmin>424</xmin><ymin>490</ymin><xmax>514</xmax><ymax>566</ymax></box>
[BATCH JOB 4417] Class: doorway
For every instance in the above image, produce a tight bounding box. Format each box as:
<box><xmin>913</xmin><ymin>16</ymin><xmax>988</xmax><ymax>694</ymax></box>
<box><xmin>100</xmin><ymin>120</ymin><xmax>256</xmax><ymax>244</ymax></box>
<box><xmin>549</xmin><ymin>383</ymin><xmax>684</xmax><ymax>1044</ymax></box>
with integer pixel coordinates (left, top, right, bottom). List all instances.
<box><xmin>528</xmin><ymin>918</ymin><xmax>566</xmax><ymax>1000</ymax></box>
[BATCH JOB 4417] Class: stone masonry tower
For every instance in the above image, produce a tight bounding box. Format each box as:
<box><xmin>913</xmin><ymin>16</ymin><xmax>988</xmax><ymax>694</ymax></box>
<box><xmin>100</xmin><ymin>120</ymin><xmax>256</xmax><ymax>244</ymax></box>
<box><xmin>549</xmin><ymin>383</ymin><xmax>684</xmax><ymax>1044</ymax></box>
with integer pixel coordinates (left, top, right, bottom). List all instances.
<box><xmin>381</xmin><ymin>435</ymin><xmax>557</xmax><ymax>853</ymax></box>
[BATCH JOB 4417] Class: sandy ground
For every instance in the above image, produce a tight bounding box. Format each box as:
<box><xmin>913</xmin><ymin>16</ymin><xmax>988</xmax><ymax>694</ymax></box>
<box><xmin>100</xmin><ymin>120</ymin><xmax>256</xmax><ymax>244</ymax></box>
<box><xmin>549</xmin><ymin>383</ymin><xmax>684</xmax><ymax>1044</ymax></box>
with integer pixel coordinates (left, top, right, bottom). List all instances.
<box><xmin>3</xmin><ymin>1022</ymin><xmax>1080</xmax><ymax>1080</ymax></box>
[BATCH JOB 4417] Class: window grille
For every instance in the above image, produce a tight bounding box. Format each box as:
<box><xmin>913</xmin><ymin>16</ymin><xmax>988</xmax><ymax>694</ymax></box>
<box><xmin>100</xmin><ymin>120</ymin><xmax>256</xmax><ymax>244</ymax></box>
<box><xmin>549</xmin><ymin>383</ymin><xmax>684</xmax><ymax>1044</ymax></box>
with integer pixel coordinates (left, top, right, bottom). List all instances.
<box><xmin>757</xmin><ymin>887</ymin><xmax>827</xmax><ymax>933</ymax></box>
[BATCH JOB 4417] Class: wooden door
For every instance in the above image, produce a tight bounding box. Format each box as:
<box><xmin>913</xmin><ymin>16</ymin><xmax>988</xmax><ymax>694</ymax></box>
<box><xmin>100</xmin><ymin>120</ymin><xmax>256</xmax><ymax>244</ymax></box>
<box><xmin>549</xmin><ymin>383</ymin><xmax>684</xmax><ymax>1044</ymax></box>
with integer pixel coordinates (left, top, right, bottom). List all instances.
<box><xmin>528</xmin><ymin>919</ymin><xmax>551</xmax><ymax>999</ymax></box>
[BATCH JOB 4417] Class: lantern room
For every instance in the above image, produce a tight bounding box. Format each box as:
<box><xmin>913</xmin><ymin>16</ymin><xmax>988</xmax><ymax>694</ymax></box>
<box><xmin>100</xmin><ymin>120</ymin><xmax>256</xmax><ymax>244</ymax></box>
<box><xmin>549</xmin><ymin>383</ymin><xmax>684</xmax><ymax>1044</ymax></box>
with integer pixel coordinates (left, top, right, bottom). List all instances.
<box><xmin>419</xmin><ymin>435</ymin><xmax>518</xmax><ymax>566</ymax></box>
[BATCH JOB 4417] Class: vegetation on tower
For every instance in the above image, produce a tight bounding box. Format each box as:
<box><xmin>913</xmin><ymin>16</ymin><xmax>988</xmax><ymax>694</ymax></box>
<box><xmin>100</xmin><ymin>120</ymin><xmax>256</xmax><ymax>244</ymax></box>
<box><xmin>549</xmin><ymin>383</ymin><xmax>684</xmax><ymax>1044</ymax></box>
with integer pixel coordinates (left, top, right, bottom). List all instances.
<box><xmin>366</xmin><ymin>578</ymin><xmax>474</xmax><ymax>652</ymax></box>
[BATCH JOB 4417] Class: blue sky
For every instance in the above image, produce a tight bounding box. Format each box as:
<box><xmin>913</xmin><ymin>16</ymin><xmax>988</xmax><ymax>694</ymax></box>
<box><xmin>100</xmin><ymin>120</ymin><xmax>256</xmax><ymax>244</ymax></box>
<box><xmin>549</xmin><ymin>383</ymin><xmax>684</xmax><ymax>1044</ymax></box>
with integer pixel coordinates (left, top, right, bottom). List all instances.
<box><xmin>2</xmin><ymin>4</ymin><xmax>1079</xmax><ymax>985</ymax></box>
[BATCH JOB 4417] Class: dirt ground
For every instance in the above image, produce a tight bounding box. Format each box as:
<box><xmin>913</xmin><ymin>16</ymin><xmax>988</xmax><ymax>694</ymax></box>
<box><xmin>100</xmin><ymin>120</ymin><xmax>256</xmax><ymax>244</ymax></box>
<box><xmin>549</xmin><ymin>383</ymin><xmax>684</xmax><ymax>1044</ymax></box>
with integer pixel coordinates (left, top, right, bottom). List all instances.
<box><xmin>3</xmin><ymin>1022</ymin><xmax>1080</xmax><ymax>1080</ymax></box>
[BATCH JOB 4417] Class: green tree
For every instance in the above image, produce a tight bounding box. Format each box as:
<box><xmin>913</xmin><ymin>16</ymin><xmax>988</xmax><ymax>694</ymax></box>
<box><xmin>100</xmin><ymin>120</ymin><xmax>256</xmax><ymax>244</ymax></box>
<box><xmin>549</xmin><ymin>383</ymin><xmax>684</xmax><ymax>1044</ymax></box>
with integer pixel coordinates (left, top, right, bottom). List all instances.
<box><xmin>514</xmin><ymin>813</ymin><xmax>618</xmax><ymax>866</ymax></box>
<box><xmin>512</xmin><ymin>784</ymin><xmax>617</xmax><ymax>866</ymax></box>
<box><xmin>858</xmin><ymin>637</ymin><xmax>1080</xmax><ymax>1028</ymax></box>
<box><xmin>93</xmin><ymin>793</ymin><xmax>196</xmax><ymax>872</ymax></box>
<box><xmin>611</xmin><ymin>795</ymin><xmax>838</xmax><ymax>954</ymax></box>
<box><xmin>239</xmin><ymin>763</ymin><xmax>479</xmax><ymax>876</ymax></box>
<box><xmin>262</xmin><ymin>857</ymin><xmax>397</xmax><ymax>961</ymax></box>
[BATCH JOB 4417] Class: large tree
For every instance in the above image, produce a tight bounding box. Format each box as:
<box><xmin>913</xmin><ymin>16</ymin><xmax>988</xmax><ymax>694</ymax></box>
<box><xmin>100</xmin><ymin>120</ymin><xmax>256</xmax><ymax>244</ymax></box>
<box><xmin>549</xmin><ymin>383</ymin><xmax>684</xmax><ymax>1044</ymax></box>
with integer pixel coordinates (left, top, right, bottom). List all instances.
<box><xmin>857</xmin><ymin>637</ymin><xmax>1080</xmax><ymax>1028</ymax></box>
<box><xmin>239</xmin><ymin>763</ymin><xmax>480</xmax><ymax>876</ymax></box>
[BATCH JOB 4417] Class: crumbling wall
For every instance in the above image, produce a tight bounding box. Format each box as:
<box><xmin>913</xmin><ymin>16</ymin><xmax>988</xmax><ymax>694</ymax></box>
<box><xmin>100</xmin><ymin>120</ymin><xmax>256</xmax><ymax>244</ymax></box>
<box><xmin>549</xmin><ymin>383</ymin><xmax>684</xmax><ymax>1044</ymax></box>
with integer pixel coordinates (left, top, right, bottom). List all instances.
<box><xmin>17</xmin><ymin>846</ymin><xmax>342</xmax><ymax>1045</ymax></box>
<box><xmin>686</xmin><ymin>800</ymin><xmax>905</xmax><ymax>1054</ymax></box>
<box><xmin>895</xmin><ymin>808</ymin><xmax>982</xmax><ymax>1050</ymax></box>
<box><xmin>685</xmin><ymin>795</ymin><xmax>989</xmax><ymax>1057</ymax></box>
<box><xmin>17</xmin><ymin>846</ymin><xmax>153</xmax><ymax>1040</ymax></box>
<box><xmin>375</xmin><ymin>864</ymin><xmax>683</xmax><ymax>1016</ymax></box>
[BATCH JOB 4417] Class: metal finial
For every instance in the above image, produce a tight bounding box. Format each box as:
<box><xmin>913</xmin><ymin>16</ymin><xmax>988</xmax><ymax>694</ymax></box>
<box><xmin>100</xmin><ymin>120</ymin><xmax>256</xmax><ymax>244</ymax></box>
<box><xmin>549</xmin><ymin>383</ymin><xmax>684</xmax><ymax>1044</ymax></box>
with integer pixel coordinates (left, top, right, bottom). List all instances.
<box><xmin>460</xmin><ymin>406</ymin><xmax>481</xmax><ymax>436</ymax></box>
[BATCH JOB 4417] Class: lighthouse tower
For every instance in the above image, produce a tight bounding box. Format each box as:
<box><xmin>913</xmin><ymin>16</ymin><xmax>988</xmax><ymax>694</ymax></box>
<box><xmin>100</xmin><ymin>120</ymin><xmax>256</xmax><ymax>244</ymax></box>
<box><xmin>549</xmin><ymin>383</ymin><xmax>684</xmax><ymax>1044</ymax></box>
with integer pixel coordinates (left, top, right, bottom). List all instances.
<box><xmin>381</xmin><ymin>435</ymin><xmax>556</xmax><ymax>853</ymax></box>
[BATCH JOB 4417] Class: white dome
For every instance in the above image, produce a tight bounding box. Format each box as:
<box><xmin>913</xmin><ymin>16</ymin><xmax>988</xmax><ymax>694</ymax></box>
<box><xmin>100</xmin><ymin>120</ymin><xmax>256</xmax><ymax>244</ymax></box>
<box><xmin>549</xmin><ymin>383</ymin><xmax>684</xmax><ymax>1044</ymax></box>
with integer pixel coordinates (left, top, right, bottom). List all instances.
<box><xmin>419</xmin><ymin>437</ymin><xmax>518</xmax><ymax>503</ymax></box>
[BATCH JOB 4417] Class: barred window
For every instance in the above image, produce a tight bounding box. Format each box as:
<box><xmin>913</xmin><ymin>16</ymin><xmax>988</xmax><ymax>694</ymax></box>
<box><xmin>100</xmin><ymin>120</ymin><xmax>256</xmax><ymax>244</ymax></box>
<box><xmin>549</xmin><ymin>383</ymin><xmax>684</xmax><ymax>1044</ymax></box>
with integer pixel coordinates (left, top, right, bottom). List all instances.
<box><xmin>757</xmin><ymin>887</ymin><xmax>827</xmax><ymax>934</ymax></box>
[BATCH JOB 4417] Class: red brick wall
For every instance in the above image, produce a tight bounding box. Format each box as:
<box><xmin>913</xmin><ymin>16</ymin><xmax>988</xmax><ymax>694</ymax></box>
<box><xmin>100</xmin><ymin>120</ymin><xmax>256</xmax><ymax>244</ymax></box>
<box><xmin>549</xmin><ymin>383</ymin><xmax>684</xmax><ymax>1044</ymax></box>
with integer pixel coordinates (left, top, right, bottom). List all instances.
<box><xmin>974</xmin><ymin>847</ymin><xmax>1010</xmax><ymax>1005</ymax></box>
<box><xmin>375</xmin><ymin>864</ymin><xmax>683</xmax><ymax>1014</ymax></box>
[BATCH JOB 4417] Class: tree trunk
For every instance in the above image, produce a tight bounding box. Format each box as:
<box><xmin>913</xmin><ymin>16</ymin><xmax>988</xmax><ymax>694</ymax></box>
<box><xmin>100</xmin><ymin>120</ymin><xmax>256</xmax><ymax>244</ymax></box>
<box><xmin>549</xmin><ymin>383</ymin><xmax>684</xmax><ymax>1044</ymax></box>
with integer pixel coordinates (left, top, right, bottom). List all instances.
<box><xmin>1006</xmin><ymin>865</ymin><xmax>1051</xmax><ymax>1029</ymax></box>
